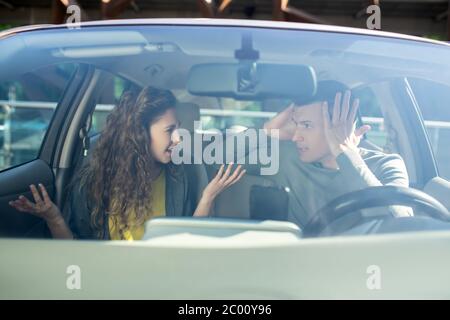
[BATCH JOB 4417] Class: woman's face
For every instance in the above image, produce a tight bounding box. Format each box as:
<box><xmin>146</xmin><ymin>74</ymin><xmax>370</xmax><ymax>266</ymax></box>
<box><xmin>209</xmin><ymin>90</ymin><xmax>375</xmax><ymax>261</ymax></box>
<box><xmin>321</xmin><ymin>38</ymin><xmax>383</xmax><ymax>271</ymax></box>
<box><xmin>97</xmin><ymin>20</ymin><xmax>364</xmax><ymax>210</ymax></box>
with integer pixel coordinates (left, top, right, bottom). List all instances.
<box><xmin>149</xmin><ymin>108</ymin><xmax>180</xmax><ymax>164</ymax></box>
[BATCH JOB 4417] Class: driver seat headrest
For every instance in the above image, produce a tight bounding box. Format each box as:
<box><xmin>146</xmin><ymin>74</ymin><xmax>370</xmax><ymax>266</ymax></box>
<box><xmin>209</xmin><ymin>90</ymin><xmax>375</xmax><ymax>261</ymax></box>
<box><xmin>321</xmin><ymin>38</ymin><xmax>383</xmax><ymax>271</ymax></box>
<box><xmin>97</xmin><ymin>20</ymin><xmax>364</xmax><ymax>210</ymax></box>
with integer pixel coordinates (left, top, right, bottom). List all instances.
<box><xmin>175</xmin><ymin>102</ymin><xmax>200</xmax><ymax>133</ymax></box>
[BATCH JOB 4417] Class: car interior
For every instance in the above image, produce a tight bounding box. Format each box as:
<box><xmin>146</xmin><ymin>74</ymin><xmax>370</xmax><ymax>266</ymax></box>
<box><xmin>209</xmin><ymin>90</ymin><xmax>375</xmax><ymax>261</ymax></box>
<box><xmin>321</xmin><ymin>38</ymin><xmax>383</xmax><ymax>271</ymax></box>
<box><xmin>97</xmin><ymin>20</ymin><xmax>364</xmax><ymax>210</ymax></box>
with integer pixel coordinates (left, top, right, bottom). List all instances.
<box><xmin>1</xmin><ymin>25</ymin><xmax>450</xmax><ymax>239</ymax></box>
<box><xmin>64</xmin><ymin>68</ymin><xmax>450</xmax><ymax>237</ymax></box>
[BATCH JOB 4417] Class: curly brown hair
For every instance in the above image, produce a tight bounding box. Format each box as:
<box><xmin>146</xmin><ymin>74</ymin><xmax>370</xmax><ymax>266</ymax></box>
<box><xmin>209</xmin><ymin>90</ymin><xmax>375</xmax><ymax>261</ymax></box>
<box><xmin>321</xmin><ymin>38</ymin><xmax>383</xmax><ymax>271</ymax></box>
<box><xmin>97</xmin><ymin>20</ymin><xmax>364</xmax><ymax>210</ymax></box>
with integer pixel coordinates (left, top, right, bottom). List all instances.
<box><xmin>77</xmin><ymin>86</ymin><xmax>177</xmax><ymax>239</ymax></box>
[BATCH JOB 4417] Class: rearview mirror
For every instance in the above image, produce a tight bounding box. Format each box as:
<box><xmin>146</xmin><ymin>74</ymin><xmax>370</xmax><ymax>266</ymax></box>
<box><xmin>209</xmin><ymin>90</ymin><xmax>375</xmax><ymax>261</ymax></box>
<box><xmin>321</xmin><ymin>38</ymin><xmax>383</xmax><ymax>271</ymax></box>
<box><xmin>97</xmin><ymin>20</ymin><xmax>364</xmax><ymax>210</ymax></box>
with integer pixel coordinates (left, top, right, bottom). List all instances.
<box><xmin>187</xmin><ymin>62</ymin><xmax>317</xmax><ymax>102</ymax></box>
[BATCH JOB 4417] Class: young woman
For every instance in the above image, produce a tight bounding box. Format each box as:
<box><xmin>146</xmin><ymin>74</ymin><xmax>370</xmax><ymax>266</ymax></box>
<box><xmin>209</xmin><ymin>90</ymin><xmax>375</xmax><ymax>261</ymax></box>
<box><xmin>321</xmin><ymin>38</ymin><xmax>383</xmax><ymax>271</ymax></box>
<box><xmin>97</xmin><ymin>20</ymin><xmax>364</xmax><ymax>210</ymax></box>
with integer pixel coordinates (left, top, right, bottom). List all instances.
<box><xmin>9</xmin><ymin>86</ymin><xmax>245</xmax><ymax>240</ymax></box>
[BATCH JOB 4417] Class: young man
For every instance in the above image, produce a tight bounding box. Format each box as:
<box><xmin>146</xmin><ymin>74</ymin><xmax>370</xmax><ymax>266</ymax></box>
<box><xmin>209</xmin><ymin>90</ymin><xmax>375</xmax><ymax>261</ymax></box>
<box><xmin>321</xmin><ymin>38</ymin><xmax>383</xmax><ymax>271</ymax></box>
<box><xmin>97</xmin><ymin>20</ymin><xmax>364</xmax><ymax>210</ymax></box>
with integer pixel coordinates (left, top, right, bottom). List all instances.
<box><xmin>262</xmin><ymin>80</ymin><xmax>412</xmax><ymax>230</ymax></box>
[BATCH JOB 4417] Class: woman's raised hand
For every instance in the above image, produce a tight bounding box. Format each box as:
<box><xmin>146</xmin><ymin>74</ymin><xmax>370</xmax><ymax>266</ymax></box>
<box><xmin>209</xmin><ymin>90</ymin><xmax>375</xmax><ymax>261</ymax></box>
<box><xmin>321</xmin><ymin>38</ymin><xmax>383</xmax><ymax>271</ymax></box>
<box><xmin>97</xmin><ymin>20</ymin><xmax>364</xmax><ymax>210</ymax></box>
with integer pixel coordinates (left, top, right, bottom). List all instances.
<box><xmin>202</xmin><ymin>163</ymin><xmax>245</xmax><ymax>201</ymax></box>
<box><xmin>194</xmin><ymin>163</ymin><xmax>246</xmax><ymax>217</ymax></box>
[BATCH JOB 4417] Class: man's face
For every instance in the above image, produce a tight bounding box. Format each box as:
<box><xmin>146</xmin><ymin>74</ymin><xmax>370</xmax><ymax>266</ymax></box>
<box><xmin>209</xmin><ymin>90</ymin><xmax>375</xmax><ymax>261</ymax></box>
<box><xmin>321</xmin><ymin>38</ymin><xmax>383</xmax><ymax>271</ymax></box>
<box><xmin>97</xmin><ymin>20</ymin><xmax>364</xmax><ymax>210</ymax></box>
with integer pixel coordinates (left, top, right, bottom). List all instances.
<box><xmin>291</xmin><ymin>102</ymin><xmax>331</xmax><ymax>163</ymax></box>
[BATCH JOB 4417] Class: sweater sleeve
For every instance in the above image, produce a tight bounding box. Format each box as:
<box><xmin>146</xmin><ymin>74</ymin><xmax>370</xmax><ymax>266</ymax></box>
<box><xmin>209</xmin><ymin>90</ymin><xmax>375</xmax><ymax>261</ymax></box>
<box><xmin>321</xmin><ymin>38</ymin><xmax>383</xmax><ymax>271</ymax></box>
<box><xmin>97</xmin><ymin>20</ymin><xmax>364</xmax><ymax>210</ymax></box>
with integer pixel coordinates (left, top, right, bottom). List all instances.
<box><xmin>336</xmin><ymin>148</ymin><xmax>413</xmax><ymax>217</ymax></box>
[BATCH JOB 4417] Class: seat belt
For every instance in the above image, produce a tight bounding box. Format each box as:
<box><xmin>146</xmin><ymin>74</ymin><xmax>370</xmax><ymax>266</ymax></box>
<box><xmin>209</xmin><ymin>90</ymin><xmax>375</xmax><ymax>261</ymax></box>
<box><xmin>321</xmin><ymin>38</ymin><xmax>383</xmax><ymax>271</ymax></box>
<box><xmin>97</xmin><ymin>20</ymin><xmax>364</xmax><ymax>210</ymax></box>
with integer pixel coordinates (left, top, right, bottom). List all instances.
<box><xmin>79</xmin><ymin>113</ymin><xmax>93</xmax><ymax>157</ymax></box>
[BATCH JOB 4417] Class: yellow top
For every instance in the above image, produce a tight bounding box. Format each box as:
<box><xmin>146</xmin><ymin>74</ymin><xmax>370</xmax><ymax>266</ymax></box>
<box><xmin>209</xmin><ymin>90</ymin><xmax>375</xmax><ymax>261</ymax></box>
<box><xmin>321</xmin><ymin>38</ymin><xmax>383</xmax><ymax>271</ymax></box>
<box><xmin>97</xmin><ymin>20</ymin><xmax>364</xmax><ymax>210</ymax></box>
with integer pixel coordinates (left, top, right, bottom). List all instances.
<box><xmin>108</xmin><ymin>171</ymin><xmax>166</xmax><ymax>240</ymax></box>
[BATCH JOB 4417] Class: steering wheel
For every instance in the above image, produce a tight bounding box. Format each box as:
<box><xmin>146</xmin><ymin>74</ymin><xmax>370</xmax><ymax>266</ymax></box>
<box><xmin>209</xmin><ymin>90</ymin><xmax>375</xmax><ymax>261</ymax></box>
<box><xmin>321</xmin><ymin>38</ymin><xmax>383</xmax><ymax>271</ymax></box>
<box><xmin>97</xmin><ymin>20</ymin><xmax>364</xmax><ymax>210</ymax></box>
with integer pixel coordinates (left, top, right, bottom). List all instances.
<box><xmin>302</xmin><ymin>186</ymin><xmax>450</xmax><ymax>237</ymax></box>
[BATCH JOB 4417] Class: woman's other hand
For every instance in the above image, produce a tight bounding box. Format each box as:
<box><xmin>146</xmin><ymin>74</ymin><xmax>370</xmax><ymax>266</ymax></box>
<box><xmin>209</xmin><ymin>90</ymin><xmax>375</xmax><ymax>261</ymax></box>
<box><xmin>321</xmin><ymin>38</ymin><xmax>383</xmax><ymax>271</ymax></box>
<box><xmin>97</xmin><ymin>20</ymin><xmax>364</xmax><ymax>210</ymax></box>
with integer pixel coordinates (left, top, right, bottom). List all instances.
<box><xmin>194</xmin><ymin>163</ymin><xmax>246</xmax><ymax>217</ymax></box>
<box><xmin>9</xmin><ymin>183</ymin><xmax>62</xmax><ymax>222</ymax></box>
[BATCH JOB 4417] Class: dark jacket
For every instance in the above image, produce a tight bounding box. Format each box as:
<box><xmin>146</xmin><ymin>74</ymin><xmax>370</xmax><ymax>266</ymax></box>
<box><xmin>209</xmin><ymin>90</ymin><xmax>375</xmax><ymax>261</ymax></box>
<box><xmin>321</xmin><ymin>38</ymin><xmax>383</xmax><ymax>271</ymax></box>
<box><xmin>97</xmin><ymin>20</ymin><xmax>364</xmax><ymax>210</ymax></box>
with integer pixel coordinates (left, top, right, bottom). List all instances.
<box><xmin>65</xmin><ymin>163</ymin><xmax>196</xmax><ymax>240</ymax></box>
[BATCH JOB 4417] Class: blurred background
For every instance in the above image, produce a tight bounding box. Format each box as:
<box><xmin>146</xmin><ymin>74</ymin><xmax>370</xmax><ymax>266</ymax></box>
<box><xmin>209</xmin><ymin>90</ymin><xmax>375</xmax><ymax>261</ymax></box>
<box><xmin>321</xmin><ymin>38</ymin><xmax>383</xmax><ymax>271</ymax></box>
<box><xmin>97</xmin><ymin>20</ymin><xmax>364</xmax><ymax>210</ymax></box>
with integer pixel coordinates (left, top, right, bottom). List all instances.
<box><xmin>0</xmin><ymin>0</ymin><xmax>449</xmax><ymax>40</ymax></box>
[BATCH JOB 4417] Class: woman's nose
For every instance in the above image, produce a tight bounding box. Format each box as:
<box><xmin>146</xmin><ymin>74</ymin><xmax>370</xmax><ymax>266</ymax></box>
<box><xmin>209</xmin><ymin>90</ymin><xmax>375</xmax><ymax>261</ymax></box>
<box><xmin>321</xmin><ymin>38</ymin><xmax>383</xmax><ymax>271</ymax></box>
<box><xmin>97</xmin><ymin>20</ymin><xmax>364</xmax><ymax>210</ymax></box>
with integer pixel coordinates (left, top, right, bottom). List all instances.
<box><xmin>171</xmin><ymin>129</ymin><xmax>181</xmax><ymax>145</ymax></box>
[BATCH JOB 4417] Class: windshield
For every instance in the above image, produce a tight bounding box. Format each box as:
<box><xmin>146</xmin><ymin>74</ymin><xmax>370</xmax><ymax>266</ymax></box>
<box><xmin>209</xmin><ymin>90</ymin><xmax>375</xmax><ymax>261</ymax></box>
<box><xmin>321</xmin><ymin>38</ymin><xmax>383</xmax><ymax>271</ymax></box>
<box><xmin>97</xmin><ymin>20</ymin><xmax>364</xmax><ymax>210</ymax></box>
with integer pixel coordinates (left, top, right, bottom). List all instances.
<box><xmin>1</xmin><ymin>24</ymin><xmax>450</xmax><ymax>238</ymax></box>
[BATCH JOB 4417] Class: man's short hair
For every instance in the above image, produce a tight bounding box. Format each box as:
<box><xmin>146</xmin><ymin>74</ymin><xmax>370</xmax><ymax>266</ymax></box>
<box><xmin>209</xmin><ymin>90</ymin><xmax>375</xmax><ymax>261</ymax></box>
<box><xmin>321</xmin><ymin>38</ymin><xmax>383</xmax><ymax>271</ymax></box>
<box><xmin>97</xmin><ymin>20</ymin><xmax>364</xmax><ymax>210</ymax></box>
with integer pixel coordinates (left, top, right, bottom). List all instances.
<box><xmin>295</xmin><ymin>80</ymin><xmax>350</xmax><ymax>114</ymax></box>
<box><xmin>313</xmin><ymin>80</ymin><xmax>350</xmax><ymax>108</ymax></box>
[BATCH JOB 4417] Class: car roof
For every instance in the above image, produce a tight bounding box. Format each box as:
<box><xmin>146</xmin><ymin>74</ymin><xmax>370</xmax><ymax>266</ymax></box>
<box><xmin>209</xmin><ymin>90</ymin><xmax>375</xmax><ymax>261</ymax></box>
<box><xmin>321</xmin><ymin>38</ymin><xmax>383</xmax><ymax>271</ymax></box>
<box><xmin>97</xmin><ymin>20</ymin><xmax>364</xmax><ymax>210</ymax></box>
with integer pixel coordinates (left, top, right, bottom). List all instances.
<box><xmin>1</xmin><ymin>18</ymin><xmax>449</xmax><ymax>48</ymax></box>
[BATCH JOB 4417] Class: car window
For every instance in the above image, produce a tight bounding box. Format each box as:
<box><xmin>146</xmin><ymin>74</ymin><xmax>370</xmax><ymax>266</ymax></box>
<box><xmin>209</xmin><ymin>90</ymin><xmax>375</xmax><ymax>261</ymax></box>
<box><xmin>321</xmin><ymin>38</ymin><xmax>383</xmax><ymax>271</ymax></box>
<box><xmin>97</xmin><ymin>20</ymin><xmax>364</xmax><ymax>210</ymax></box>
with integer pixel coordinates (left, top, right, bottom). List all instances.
<box><xmin>3</xmin><ymin>25</ymin><xmax>450</xmax><ymax>239</ymax></box>
<box><xmin>90</xmin><ymin>73</ymin><xmax>134</xmax><ymax>135</ymax></box>
<box><xmin>0</xmin><ymin>63</ymin><xmax>77</xmax><ymax>172</ymax></box>
<box><xmin>353</xmin><ymin>85</ymin><xmax>388</xmax><ymax>149</ymax></box>
<box><xmin>408</xmin><ymin>78</ymin><xmax>450</xmax><ymax>180</ymax></box>
<box><xmin>173</xmin><ymin>90</ymin><xmax>289</xmax><ymax>132</ymax></box>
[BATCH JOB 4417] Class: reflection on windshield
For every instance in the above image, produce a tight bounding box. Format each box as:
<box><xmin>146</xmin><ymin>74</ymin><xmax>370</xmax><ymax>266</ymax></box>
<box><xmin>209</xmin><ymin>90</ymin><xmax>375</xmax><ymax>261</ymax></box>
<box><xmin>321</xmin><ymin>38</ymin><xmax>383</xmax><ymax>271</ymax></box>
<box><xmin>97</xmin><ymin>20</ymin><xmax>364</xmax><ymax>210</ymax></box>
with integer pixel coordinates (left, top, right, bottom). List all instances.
<box><xmin>2</xmin><ymin>25</ymin><xmax>450</xmax><ymax>239</ymax></box>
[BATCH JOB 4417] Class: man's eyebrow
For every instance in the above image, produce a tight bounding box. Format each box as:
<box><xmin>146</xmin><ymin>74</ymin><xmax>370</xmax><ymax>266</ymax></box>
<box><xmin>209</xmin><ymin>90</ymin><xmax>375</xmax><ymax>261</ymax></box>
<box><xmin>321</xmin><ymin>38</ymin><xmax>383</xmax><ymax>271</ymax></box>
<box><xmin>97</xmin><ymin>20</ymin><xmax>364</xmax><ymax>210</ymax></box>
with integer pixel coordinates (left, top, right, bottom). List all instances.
<box><xmin>292</xmin><ymin>116</ymin><xmax>312</xmax><ymax>124</ymax></box>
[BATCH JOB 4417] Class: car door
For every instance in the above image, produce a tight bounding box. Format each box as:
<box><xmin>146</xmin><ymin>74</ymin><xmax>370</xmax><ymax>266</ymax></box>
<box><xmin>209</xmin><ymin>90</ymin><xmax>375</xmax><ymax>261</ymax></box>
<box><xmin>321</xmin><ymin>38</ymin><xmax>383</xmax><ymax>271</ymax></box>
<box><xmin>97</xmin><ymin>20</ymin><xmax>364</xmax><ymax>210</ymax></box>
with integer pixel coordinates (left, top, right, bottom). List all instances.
<box><xmin>406</xmin><ymin>77</ymin><xmax>450</xmax><ymax>210</ymax></box>
<box><xmin>0</xmin><ymin>29</ymin><xmax>95</xmax><ymax>237</ymax></box>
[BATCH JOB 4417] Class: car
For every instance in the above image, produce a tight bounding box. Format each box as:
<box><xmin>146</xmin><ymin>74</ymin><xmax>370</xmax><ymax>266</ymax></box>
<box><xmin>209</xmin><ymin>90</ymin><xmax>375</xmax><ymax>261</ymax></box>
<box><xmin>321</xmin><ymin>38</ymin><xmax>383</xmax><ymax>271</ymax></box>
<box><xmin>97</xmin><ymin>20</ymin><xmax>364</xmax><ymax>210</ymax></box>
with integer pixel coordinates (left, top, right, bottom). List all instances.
<box><xmin>1</xmin><ymin>18</ymin><xmax>450</xmax><ymax>299</ymax></box>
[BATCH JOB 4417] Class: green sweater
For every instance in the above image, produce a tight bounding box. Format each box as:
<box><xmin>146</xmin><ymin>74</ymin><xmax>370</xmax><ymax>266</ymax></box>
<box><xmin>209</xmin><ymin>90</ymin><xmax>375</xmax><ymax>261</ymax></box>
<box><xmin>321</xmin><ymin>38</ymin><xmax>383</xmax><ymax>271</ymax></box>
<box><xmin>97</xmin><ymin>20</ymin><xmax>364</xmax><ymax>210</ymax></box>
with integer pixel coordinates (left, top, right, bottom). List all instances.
<box><xmin>264</xmin><ymin>141</ymin><xmax>411</xmax><ymax>227</ymax></box>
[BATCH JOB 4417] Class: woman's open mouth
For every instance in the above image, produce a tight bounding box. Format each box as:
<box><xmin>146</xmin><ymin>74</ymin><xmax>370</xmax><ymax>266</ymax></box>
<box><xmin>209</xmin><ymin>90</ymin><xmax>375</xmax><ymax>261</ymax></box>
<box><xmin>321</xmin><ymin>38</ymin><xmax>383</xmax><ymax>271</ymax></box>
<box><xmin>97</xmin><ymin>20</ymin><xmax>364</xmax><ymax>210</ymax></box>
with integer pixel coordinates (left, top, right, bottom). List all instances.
<box><xmin>165</xmin><ymin>146</ymin><xmax>174</xmax><ymax>156</ymax></box>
